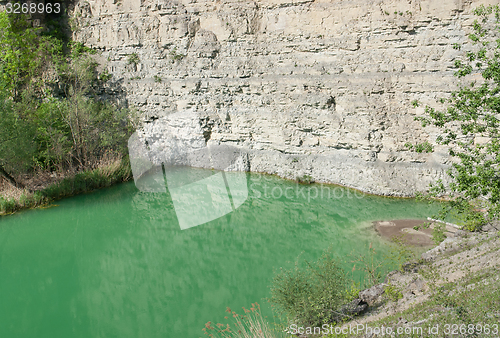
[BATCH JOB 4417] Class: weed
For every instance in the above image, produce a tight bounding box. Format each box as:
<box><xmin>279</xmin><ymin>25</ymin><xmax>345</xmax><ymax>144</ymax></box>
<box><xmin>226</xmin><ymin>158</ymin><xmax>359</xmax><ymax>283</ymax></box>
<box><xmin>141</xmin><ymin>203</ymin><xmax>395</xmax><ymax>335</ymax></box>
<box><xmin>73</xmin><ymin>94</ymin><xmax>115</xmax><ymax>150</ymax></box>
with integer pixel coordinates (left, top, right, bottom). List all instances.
<box><xmin>127</xmin><ymin>53</ymin><xmax>140</xmax><ymax>66</ymax></box>
<box><xmin>385</xmin><ymin>282</ymin><xmax>403</xmax><ymax>302</ymax></box>
<box><xmin>296</xmin><ymin>174</ymin><xmax>314</xmax><ymax>184</ymax></box>
<box><xmin>202</xmin><ymin>303</ymin><xmax>285</xmax><ymax>338</ymax></box>
<box><xmin>404</xmin><ymin>141</ymin><xmax>434</xmax><ymax>153</ymax></box>
<box><xmin>99</xmin><ymin>69</ymin><xmax>112</xmax><ymax>82</ymax></box>
<box><xmin>169</xmin><ymin>47</ymin><xmax>185</xmax><ymax>61</ymax></box>
<box><xmin>432</xmin><ymin>222</ymin><xmax>446</xmax><ymax>244</ymax></box>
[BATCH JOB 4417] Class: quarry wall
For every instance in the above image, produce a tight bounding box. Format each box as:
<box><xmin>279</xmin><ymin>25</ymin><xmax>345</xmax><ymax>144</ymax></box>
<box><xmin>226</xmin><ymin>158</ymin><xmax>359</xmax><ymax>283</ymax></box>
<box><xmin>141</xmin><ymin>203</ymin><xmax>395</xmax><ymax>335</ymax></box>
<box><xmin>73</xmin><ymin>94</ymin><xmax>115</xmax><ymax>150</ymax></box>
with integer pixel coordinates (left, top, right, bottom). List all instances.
<box><xmin>72</xmin><ymin>0</ymin><xmax>497</xmax><ymax>196</ymax></box>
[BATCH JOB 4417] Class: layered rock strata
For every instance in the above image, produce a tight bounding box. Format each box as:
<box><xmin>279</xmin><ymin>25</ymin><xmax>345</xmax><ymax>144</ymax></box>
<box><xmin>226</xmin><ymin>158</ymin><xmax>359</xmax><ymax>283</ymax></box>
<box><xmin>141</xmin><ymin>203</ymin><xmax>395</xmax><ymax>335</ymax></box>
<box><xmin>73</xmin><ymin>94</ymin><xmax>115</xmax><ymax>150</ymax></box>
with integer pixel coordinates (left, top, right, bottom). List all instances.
<box><xmin>71</xmin><ymin>0</ymin><xmax>496</xmax><ymax>196</ymax></box>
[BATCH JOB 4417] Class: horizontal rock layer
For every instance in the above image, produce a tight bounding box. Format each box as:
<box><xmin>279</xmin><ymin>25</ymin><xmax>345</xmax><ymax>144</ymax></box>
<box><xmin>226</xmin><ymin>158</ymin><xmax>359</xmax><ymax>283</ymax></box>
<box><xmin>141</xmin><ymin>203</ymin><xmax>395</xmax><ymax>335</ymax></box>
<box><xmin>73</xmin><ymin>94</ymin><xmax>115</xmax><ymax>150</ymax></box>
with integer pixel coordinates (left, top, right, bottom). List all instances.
<box><xmin>72</xmin><ymin>0</ymin><xmax>496</xmax><ymax>196</ymax></box>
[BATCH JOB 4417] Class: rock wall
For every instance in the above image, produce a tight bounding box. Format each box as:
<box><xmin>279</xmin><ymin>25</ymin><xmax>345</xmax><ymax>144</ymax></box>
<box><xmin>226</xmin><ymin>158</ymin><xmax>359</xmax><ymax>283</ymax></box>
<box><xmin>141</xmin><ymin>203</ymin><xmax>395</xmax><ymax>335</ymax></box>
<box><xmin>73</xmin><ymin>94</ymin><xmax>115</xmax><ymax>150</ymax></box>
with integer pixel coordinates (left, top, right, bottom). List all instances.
<box><xmin>71</xmin><ymin>0</ymin><xmax>496</xmax><ymax>196</ymax></box>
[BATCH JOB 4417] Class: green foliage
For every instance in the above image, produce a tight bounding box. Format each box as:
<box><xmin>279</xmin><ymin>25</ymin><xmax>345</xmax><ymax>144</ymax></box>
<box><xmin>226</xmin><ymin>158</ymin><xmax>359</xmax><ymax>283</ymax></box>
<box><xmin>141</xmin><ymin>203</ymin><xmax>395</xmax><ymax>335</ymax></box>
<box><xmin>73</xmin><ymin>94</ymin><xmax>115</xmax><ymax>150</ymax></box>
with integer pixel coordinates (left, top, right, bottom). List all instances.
<box><xmin>345</xmin><ymin>281</ymin><xmax>362</xmax><ymax>302</ymax></box>
<box><xmin>411</xmin><ymin>5</ymin><xmax>500</xmax><ymax>229</ymax></box>
<box><xmin>384</xmin><ymin>282</ymin><xmax>403</xmax><ymax>302</ymax></box>
<box><xmin>0</xmin><ymin>94</ymin><xmax>37</xmax><ymax>173</ymax></box>
<box><xmin>0</xmin><ymin>11</ymin><xmax>136</xmax><ymax>187</ymax></box>
<box><xmin>431</xmin><ymin>222</ymin><xmax>446</xmax><ymax>244</ymax></box>
<box><xmin>0</xmin><ymin>12</ymin><xmax>56</xmax><ymax>99</ymax></box>
<box><xmin>127</xmin><ymin>53</ymin><xmax>140</xmax><ymax>66</ymax></box>
<box><xmin>153</xmin><ymin>75</ymin><xmax>162</xmax><ymax>83</ymax></box>
<box><xmin>0</xmin><ymin>159</ymin><xmax>131</xmax><ymax>214</ymax></box>
<box><xmin>169</xmin><ymin>48</ymin><xmax>185</xmax><ymax>61</ymax></box>
<box><xmin>0</xmin><ymin>197</ymin><xmax>18</xmax><ymax>214</ymax></box>
<box><xmin>99</xmin><ymin>69</ymin><xmax>112</xmax><ymax>82</ymax></box>
<box><xmin>404</xmin><ymin>141</ymin><xmax>434</xmax><ymax>153</ymax></box>
<box><xmin>411</xmin><ymin>99</ymin><xmax>420</xmax><ymax>107</ymax></box>
<box><xmin>0</xmin><ymin>189</ymin><xmax>48</xmax><ymax>215</ymax></box>
<box><xmin>296</xmin><ymin>174</ymin><xmax>314</xmax><ymax>184</ymax></box>
<box><xmin>69</xmin><ymin>41</ymin><xmax>96</xmax><ymax>59</ymax></box>
<box><xmin>41</xmin><ymin>158</ymin><xmax>131</xmax><ymax>201</ymax></box>
<box><xmin>269</xmin><ymin>249</ymin><xmax>349</xmax><ymax>327</ymax></box>
<box><xmin>387</xmin><ymin>235</ymin><xmax>418</xmax><ymax>270</ymax></box>
<box><xmin>350</xmin><ymin>244</ymin><xmax>384</xmax><ymax>287</ymax></box>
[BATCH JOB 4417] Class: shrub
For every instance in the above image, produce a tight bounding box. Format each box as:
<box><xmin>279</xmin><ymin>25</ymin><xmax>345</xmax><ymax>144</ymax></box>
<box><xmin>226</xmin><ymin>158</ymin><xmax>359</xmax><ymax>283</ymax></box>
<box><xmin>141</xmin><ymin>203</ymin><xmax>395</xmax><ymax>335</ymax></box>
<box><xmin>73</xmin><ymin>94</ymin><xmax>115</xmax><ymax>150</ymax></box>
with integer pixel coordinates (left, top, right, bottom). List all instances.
<box><xmin>269</xmin><ymin>249</ymin><xmax>349</xmax><ymax>327</ymax></box>
<box><xmin>0</xmin><ymin>198</ymin><xmax>17</xmax><ymax>214</ymax></box>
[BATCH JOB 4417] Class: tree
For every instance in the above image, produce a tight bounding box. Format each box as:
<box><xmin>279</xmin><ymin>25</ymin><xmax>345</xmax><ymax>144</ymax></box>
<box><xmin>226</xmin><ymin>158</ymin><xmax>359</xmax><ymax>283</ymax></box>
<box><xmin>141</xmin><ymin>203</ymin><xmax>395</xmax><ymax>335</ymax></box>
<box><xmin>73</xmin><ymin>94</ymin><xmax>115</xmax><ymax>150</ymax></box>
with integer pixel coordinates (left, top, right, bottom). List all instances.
<box><xmin>0</xmin><ymin>11</ymin><xmax>135</xmax><ymax>186</ymax></box>
<box><xmin>0</xmin><ymin>13</ymin><xmax>57</xmax><ymax>100</ymax></box>
<box><xmin>53</xmin><ymin>51</ymin><xmax>135</xmax><ymax>170</ymax></box>
<box><xmin>411</xmin><ymin>5</ymin><xmax>500</xmax><ymax>230</ymax></box>
<box><xmin>0</xmin><ymin>12</ymin><xmax>60</xmax><ymax>183</ymax></box>
<box><xmin>0</xmin><ymin>94</ymin><xmax>36</xmax><ymax>187</ymax></box>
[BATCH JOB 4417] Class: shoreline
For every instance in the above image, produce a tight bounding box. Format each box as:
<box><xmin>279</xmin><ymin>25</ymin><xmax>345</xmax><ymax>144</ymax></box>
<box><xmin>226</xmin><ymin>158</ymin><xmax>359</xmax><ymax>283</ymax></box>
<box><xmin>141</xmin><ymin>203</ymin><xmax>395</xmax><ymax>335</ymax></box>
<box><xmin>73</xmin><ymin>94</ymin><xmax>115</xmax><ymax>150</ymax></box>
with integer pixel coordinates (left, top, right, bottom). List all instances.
<box><xmin>373</xmin><ymin>219</ymin><xmax>459</xmax><ymax>246</ymax></box>
<box><xmin>0</xmin><ymin>158</ymin><xmax>132</xmax><ymax>216</ymax></box>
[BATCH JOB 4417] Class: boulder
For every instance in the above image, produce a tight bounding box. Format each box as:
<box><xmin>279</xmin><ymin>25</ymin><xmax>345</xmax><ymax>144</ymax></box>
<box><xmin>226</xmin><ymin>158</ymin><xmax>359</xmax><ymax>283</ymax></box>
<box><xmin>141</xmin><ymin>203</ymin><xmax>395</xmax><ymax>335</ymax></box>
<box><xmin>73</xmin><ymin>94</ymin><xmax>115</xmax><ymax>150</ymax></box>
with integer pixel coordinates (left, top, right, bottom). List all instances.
<box><xmin>340</xmin><ymin>298</ymin><xmax>368</xmax><ymax>317</ymax></box>
<box><xmin>359</xmin><ymin>283</ymin><xmax>386</xmax><ymax>305</ymax></box>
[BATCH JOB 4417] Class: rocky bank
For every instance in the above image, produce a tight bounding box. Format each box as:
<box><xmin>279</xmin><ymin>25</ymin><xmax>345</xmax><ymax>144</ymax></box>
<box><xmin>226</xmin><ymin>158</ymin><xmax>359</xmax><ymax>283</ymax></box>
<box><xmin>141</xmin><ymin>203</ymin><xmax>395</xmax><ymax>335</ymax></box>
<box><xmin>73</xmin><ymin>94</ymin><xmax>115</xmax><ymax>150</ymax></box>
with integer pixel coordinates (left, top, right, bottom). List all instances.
<box><xmin>337</xmin><ymin>228</ymin><xmax>500</xmax><ymax>337</ymax></box>
<box><xmin>70</xmin><ymin>0</ymin><xmax>497</xmax><ymax>196</ymax></box>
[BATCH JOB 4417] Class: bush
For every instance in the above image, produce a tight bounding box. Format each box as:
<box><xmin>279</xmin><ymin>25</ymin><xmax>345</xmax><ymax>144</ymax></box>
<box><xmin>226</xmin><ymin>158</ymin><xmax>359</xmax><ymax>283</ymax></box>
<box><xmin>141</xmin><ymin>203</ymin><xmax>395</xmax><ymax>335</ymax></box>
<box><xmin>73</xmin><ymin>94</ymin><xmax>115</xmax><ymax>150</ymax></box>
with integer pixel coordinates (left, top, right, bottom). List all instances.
<box><xmin>0</xmin><ymin>197</ymin><xmax>17</xmax><ymax>214</ymax></box>
<box><xmin>269</xmin><ymin>249</ymin><xmax>349</xmax><ymax>327</ymax></box>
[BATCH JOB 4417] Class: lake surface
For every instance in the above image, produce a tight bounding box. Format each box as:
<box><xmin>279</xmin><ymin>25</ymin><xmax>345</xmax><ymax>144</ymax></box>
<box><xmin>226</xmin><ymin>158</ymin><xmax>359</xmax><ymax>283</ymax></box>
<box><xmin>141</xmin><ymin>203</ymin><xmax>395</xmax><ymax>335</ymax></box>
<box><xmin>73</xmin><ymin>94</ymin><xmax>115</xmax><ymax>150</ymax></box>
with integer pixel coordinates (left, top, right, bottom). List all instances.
<box><xmin>0</xmin><ymin>171</ymin><xmax>441</xmax><ymax>337</ymax></box>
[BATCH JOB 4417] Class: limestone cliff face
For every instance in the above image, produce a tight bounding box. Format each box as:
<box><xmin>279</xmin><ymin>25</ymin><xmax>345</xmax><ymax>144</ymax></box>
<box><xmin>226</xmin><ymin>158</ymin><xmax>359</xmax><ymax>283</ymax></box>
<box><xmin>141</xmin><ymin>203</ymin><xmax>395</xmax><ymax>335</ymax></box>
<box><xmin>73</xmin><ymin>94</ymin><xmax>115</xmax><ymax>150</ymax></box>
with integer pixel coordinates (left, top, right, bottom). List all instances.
<box><xmin>71</xmin><ymin>0</ymin><xmax>496</xmax><ymax>196</ymax></box>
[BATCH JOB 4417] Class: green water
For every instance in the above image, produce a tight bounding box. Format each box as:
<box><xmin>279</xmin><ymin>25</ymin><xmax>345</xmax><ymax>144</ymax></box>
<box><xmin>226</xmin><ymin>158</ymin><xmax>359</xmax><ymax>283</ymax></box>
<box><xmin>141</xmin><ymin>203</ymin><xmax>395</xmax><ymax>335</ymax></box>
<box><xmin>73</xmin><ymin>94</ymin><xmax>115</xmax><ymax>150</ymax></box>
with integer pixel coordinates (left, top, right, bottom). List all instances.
<box><xmin>0</xmin><ymin>172</ymin><xmax>441</xmax><ymax>337</ymax></box>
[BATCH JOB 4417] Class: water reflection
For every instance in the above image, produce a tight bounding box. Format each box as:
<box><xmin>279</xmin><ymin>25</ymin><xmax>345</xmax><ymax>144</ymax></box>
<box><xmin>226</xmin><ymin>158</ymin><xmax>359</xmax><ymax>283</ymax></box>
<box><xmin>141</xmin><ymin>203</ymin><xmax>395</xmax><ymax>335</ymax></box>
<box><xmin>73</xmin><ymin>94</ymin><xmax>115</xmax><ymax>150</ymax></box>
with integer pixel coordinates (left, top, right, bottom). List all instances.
<box><xmin>129</xmin><ymin>132</ymin><xmax>249</xmax><ymax>230</ymax></box>
<box><xmin>0</xmin><ymin>172</ymin><xmax>442</xmax><ymax>338</ymax></box>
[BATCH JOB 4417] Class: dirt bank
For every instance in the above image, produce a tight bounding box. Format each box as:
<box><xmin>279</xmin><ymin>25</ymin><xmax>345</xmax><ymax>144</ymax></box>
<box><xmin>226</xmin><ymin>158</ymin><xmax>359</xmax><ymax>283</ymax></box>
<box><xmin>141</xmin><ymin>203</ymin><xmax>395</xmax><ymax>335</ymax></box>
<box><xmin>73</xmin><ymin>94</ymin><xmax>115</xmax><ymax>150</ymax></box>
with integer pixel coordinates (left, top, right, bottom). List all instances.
<box><xmin>374</xmin><ymin>219</ymin><xmax>458</xmax><ymax>246</ymax></box>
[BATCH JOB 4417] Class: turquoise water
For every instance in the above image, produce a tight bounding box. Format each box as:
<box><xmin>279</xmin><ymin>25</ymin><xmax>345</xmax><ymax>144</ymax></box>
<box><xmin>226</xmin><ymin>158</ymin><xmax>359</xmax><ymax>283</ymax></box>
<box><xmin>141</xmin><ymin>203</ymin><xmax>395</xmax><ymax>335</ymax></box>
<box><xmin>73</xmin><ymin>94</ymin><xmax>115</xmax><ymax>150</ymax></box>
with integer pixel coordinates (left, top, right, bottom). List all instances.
<box><xmin>0</xmin><ymin>172</ymin><xmax>441</xmax><ymax>337</ymax></box>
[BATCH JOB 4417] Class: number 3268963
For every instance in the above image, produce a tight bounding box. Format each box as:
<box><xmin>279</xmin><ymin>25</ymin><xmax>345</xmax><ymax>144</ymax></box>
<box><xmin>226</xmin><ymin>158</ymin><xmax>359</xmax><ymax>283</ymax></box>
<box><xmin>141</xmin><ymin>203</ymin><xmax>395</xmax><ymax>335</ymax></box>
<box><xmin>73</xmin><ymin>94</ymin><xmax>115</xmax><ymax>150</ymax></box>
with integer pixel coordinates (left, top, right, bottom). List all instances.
<box><xmin>5</xmin><ymin>2</ymin><xmax>61</xmax><ymax>14</ymax></box>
